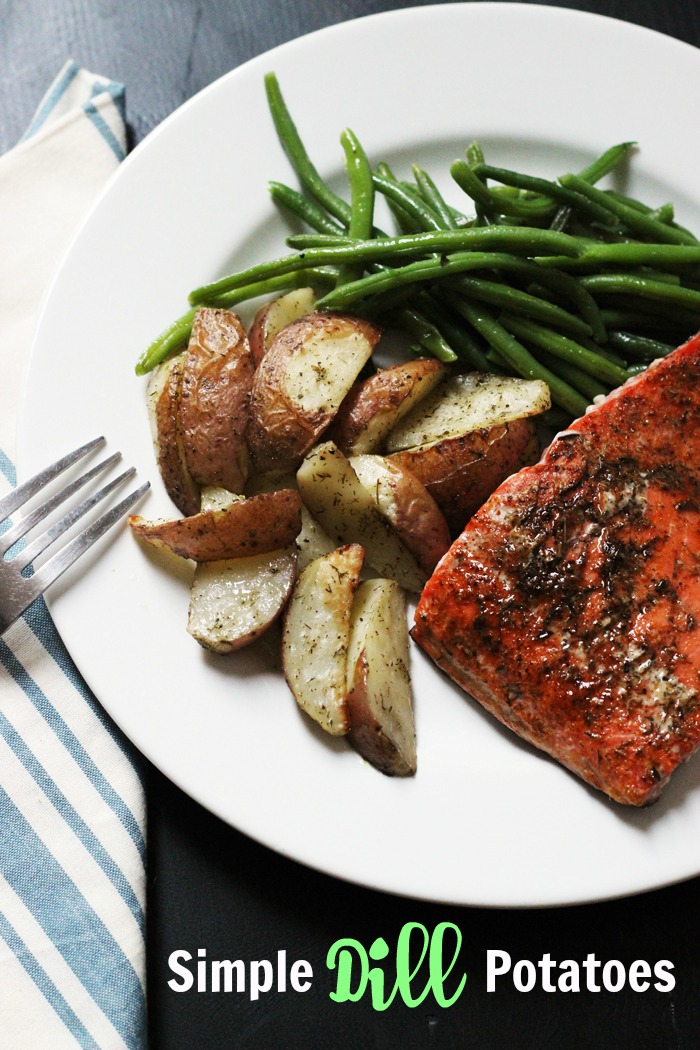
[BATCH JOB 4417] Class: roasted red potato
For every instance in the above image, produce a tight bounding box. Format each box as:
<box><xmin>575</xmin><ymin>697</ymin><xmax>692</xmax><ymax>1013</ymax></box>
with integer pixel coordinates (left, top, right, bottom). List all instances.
<box><xmin>129</xmin><ymin>488</ymin><xmax>301</xmax><ymax>561</ymax></box>
<box><xmin>147</xmin><ymin>352</ymin><xmax>201</xmax><ymax>516</ymax></box>
<box><xmin>180</xmin><ymin>307</ymin><xmax>254</xmax><ymax>494</ymax></box>
<box><xmin>346</xmin><ymin>578</ymin><xmax>417</xmax><ymax>777</ymax></box>
<box><xmin>248</xmin><ymin>287</ymin><xmax>316</xmax><ymax>366</ymax></box>
<box><xmin>282</xmin><ymin>543</ymin><xmax>365</xmax><ymax>735</ymax></box>
<box><xmin>247</xmin><ymin>312</ymin><xmax>381</xmax><ymax>473</ymax></box>
<box><xmin>328</xmin><ymin>357</ymin><xmax>448</xmax><ymax>455</ymax></box>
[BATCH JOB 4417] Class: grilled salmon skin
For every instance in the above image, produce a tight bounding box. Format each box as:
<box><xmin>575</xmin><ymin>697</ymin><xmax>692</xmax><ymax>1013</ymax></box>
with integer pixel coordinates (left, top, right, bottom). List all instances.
<box><xmin>412</xmin><ymin>332</ymin><xmax>700</xmax><ymax>806</ymax></box>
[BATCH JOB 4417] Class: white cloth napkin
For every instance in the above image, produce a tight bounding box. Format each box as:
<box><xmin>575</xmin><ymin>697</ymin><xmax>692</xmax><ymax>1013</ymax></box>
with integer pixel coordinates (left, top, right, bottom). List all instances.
<box><xmin>0</xmin><ymin>62</ymin><xmax>147</xmax><ymax>1050</ymax></box>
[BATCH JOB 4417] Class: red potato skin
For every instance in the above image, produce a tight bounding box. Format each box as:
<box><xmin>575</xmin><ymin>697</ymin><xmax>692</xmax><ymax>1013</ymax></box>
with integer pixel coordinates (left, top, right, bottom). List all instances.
<box><xmin>180</xmin><ymin>307</ymin><xmax>254</xmax><ymax>493</ymax></box>
<box><xmin>129</xmin><ymin>489</ymin><xmax>302</xmax><ymax>561</ymax></box>
<box><xmin>248</xmin><ymin>288</ymin><xmax>316</xmax><ymax>367</ymax></box>
<box><xmin>347</xmin><ymin>649</ymin><xmax>415</xmax><ymax>777</ymax></box>
<box><xmin>390</xmin><ymin>416</ymin><xmax>540</xmax><ymax>536</ymax></box>
<box><xmin>379</xmin><ymin>462</ymin><xmax>451</xmax><ymax>575</ymax></box>
<box><xmin>151</xmin><ymin>355</ymin><xmax>201</xmax><ymax>516</ymax></box>
<box><xmin>247</xmin><ymin>312</ymin><xmax>382</xmax><ymax>474</ymax></box>
<box><xmin>350</xmin><ymin>455</ymin><xmax>451</xmax><ymax>575</ymax></box>
<box><xmin>327</xmin><ymin>358</ymin><xmax>448</xmax><ymax>455</ymax></box>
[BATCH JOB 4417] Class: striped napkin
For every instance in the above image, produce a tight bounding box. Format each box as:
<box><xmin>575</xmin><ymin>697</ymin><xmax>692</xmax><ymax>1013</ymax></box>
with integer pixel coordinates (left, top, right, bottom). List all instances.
<box><xmin>0</xmin><ymin>63</ymin><xmax>147</xmax><ymax>1049</ymax></box>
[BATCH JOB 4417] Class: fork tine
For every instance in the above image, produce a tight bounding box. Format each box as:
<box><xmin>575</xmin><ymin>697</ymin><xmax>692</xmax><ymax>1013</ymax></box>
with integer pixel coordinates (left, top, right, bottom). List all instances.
<box><xmin>1</xmin><ymin>452</ymin><xmax>122</xmax><ymax>556</ymax></box>
<box><xmin>0</xmin><ymin>437</ymin><xmax>105</xmax><ymax>522</ymax></box>
<box><xmin>13</xmin><ymin>466</ymin><xmax>137</xmax><ymax>572</ymax></box>
<box><xmin>22</xmin><ymin>481</ymin><xmax>150</xmax><ymax>607</ymax></box>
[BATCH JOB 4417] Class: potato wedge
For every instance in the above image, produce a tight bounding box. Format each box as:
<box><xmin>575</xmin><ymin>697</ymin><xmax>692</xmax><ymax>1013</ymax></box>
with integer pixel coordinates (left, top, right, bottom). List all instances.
<box><xmin>147</xmin><ymin>352</ymin><xmax>201</xmax><ymax>516</ymax></box>
<box><xmin>282</xmin><ymin>543</ymin><xmax>365</xmax><ymax>735</ymax></box>
<box><xmin>349</xmin><ymin>454</ymin><xmax>451</xmax><ymax>575</ymax></box>
<box><xmin>296</xmin><ymin>441</ymin><xmax>427</xmax><ymax>593</ymax></box>
<box><xmin>295</xmin><ymin>505</ymin><xmax>337</xmax><ymax>571</ymax></box>
<box><xmin>346</xmin><ymin>578</ymin><xmax>416</xmax><ymax>777</ymax></box>
<box><xmin>248</xmin><ymin>312</ymin><xmax>381</xmax><ymax>473</ymax></box>
<box><xmin>187</xmin><ymin>486</ymin><xmax>297</xmax><ymax>652</ymax></box>
<box><xmin>187</xmin><ymin>545</ymin><xmax>298</xmax><ymax>653</ymax></box>
<box><xmin>244</xmin><ymin>470</ymin><xmax>336</xmax><ymax>571</ymax></box>
<box><xmin>384</xmin><ymin>372</ymin><xmax>550</xmax><ymax>453</ymax></box>
<box><xmin>390</xmin><ymin>416</ymin><xmax>540</xmax><ymax>535</ymax></box>
<box><xmin>328</xmin><ymin>357</ymin><xmax>448</xmax><ymax>455</ymax></box>
<box><xmin>129</xmin><ymin>488</ymin><xmax>301</xmax><ymax>561</ymax></box>
<box><xmin>180</xmin><ymin>307</ymin><xmax>254</xmax><ymax>493</ymax></box>
<box><xmin>248</xmin><ymin>287</ymin><xmax>316</xmax><ymax>366</ymax></box>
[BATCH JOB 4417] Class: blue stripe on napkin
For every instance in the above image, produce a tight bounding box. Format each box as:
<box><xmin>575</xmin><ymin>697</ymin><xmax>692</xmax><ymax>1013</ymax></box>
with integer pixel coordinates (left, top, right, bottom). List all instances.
<box><xmin>19</xmin><ymin>60</ymin><xmax>81</xmax><ymax>140</ymax></box>
<box><xmin>0</xmin><ymin>461</ymin><xmax>147</xmax><ymax>1048</ymax></box>
<box><xmin>0</xmin><ymin>688</ymin><xmax>143</xmax><ymax>922</ymax></box>
<box><xmin>0</xmin><ymin>62</ymin><xmax>146</xmax><ymax>1049</ymax></box>
<box><xmin>0</xmin><ymin>912</ymin><xmax>102</xmax><ymax>1050</ymax></box>
<box><xmin>83</xmin><ymin>99</ymin><xmax>126</xmax><ymax>162</ymax></box>
<box><xmin>0</xmin><ymin>788</ymin><xmax>146</xmax><ymax>1050</ymax></box>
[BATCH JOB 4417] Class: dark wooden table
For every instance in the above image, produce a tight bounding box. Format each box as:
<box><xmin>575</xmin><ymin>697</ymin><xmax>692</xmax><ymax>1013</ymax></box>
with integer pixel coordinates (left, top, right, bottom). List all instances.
<box><xmin>4</xmin><ymin>2</ymin><xmax>700</xmax><ymax>1047</ymax></box>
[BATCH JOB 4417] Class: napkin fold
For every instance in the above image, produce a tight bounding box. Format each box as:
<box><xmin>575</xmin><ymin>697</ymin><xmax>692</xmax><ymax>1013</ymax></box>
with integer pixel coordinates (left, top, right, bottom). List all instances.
<box><xmin>0</xmin><ymin>62</ymin><xmax>147</xmax><ymax>1050</ymax></box>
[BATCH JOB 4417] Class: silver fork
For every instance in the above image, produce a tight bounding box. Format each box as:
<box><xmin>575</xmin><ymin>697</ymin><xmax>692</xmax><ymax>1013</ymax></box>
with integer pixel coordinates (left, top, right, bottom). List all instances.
<box><xmin>0</xmin><ymin>437</ymin><xmax>149</xmax><ymax>635</ymax></box>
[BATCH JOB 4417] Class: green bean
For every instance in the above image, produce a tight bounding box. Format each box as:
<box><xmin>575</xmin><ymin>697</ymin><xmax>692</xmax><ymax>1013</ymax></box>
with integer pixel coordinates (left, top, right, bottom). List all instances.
<box><xmin>412</xmin><ymin>165</ymin><xmax>460</xmax><ymax>230</ymax></box>
<box><xmin>432</xmin><ymin>296</ymin><xmax>501</xmax><ymax>371</ymax></box>
<box><xmin>402</xmin><ymin>165</ymin><xmax>605</xmax><ymax>341</ymax></box>
<box><xmin>336</xmin><ymin>129</ymin><xmax>374</xmax><ymax>286</ymax></box>
<box><xmin>536</xmin><ymin>349</ymin><xmax>609</xmax><ymax>401</ymax></box>
<box><xmin>272</xmin><ymin>159</ymin><xmax>468</xmax><ymax>356</ymax></box>
<box><xmin>418</xmin><ymin>291</ymin><xmax>493</xmax><ymax>370</ymax></box>
<box><xmin>519</xmin><ymin>272</ymin><xmax>607</xmax><ymax>343</ymax></box>
<box><xmin>189</xmin><ymin>225</ymin><xmax>582</xmax><ymax>305</ymax></box>
<box><xmin>372</xmin><ymin>172</ymin><xmax>445</xmax><ymax>233</ymax></box>
<box><xmin>316</xmin><ymin>254</ymin><xmax>592</xmax><ymax>337</ymax></box>
<box><xmin>371</xmin><ymin>163</ymin><xmax>421</xmax><ymax>233</ymax></box>
<box><xmin>264</xmin><ymin>72</ymin><xmax>350</xmax><ymax>225</ymax></box>
<box><xmin>377</xmin><ymin>164</ymin><xmax>603</xmax><ymax>357</ymax></box>
<box><xmin>393</xmin><ymin>306</ymin><xmax>457</xmax><ymax>363</ymax></box>
<box><xmin>600</xmin><ymin>305</ymin><xmax>700</xmax><ymax>335</ymax></box>
<box><xmin>284</xmin><ymin>228</ymin><xmax>583</xmax><ymax>256</ymax></box>
<box><xmin>314</xmin><ymin>250</ymin><xmax>516</xmax><ymax>304</ymax></box>
<box><xmin>498</xmin><ymin>314</ymin><xmax>630</xmax><ymax>386</ymax></box>
<box><xmin>603</xmin><ymin>193</ymin><xmax>689</xmax><ymax>235</ymax></box>
<box><xmin>650</xmin><ymin>203</ymin><xmax>676</xmax><ymax>224</ymax></box>
<box><xmin>600</xmin><ymin>308</ymin><xmax>664</xmax><ymax>332</ymax></box>
<box><xmin>454</xmin><ymin>300</ymin><xmax>589</xmax><ymax>416</ymax></box>
<box><xmin>464</xmin><ymin>142</ymin><xmax>492</xmax><ymax>227</ymax></box>
<box><xmin>577</xmin><ymin>336</ymin><xmax>627</xmax><ymax>368</ymax></box>
<box><xmin>604</xmin><ymin>189</ymin><xmax>667</xmax><ymax>217</ymax></box>
<box><xmin>576</xmin><ymin>141</ymin><xmax>636</xmax><ymax>184</ymax></box>
<box><xmin>466</xmin><ymin>141</ymin><xmax>485</xmax><ymax>166</ymax></box>
<box><xmin>209</xmin><ymin>267</ymin><xmax>338</xmax><ymax>307</ymax></box>
<box><xmin>606</xmin><ymin>330</ymin><xmax>676</xmax><ymax>362</ymax></box>
<box><xmin>637</xmin><ymin>269</ymin><xmax>681</xmax><ymax>285</ymax></box>
<box><xmin>559</xmin><ymin>173</ymin><xmax>699</xmax><ymax>245</ymax></box>
<box><xmin>547</xmin><ymin>241</ymin><xmax>700</xmax><ymax>271</ymax></box>
<box><xmin>470</xmin><ymin>162</ymin><xmax>621</xmax><ymax>228</ymax></box>
<box><xmin>579</xmin><ymin>272</ymin><xmax>700</xmax><ymax>311</ymax></box>
<box><xmin>135</xmin><ymin>308</ymin><xmax>197</xmax><ymax>375</ymax></box>
<box><xmin>268</xmin><ymin>181</ymin><xmax>344</xmax><ymax>235</ymax></box>
<box><xmin>452</xmin><ymin>159</ymin><xmax>557</xmax><ymax>223</ymax></box>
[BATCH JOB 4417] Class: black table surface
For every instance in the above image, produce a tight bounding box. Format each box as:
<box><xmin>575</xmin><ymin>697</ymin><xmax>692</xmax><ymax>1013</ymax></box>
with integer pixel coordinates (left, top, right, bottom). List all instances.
<box><xmin>4</xmin><ymin>2</ymin><xmax>700</xmax><ymax>1047</ymax></box>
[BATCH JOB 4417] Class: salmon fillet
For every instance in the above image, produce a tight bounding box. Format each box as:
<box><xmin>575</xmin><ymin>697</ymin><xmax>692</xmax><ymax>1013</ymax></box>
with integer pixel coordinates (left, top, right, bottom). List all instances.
<box><xmin>412</xmin><ymin>333</ymin><xmax>700</xmax><ymax>805</ymax></box>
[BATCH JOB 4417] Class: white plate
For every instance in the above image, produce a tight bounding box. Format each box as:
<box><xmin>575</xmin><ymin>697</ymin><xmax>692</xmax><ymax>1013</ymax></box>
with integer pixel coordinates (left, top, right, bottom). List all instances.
<box><xmin>19</xmin><ymin>4</ymin><xmax>700</xmax><ymax>907</ymax></box>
